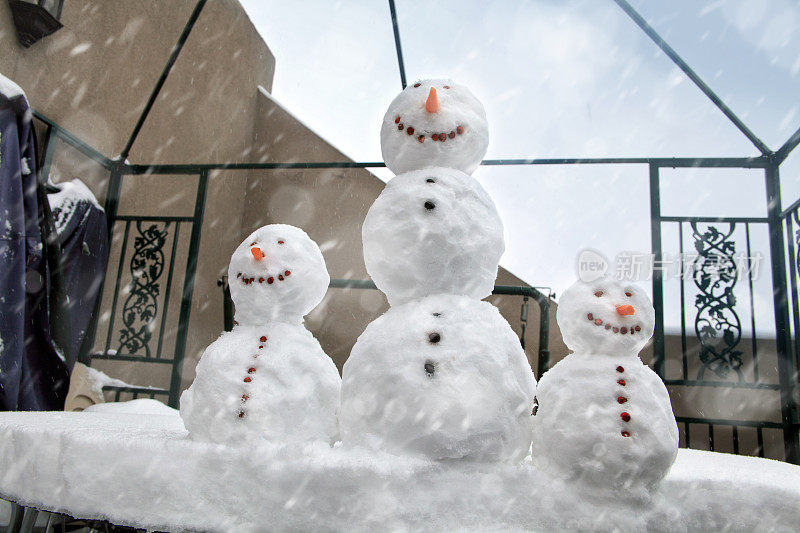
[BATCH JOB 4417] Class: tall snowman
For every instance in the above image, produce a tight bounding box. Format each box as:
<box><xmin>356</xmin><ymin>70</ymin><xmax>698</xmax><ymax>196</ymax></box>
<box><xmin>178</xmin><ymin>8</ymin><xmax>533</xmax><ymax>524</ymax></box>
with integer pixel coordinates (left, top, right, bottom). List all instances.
<box><xmin>531</xmin><ymin>276</ymin><xmax>678</xmax><ymax>490</ymax></box>
<box><xmin>340</xmin><ymin>80</ymin><xmax>537</xmax><ymax>462</ymax></box>
<box><xmin>180</xmin><ymin>224</ymin><xmax>341</xmax><ymax>445</ymax></box>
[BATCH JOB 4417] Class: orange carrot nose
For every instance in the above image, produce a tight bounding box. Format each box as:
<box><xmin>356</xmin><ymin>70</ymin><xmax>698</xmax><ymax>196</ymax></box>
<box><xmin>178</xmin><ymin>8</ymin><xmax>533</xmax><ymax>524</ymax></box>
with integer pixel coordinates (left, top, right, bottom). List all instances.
<box><xmin>251</xmin><ymin>247</ymin><xmax>264</xmax><ymax>261</ymax></box>
<box><xmin>616</xmin><ymin>305</ymin><xmax>635</xmax><ymax>316</ymax></box>
<box><xmin>426</xmin><ymin>87</ymin><xmax>439</xmax><ymax>113</ymax></box>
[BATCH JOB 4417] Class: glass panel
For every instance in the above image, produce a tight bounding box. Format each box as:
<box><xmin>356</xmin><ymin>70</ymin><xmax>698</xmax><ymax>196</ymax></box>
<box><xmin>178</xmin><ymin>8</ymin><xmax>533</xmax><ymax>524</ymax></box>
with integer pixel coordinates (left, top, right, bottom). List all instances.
<box><xmin>632</xmin><ymin>0</ymin><xmax>800</xmax><ymax>151</ymax></box>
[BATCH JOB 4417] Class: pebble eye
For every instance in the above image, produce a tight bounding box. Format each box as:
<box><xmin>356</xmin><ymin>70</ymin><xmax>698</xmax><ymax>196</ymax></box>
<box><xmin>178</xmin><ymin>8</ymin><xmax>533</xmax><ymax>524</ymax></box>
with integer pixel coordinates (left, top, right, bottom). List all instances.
<box><xmin>413</xmin><ymin>82</ymin><xmax>421</xmax><ymax>88</ymax></box>
<box><xmin>594</xmin><ymin>290</ymin><xmax>604</xmax><ymax>297</ymax></box>
<box><xmin>424</xmin><ymin>200</ymin><xmax>436</xmax><ymax>210</ymax></box>
<box><xmin>424</xmin><ymin>361</ymin><xmax>435</xmax><ymax>376</ymax></box>
<box><xmin>443</xmin><ymin>85</ymin><xmax>450</xmax><ymax>89</ymax></box>
<box><xmin>249</xmin><ymin>242</ymin><xmax>257</xmax><ymax>246</ymax></box>
<box><xmin>625</xmin><ymin>291</ymin><xmax>632</xmax><ymax>297</ymax></box>
<box><xmin>277</xmin><ymin>240</ymin><xmax>285</xmax><ymax>244</ymax></box>
<box><xmin>428</xmin><ymin>332</ymin><xmax>441</xmax><ymax>344</ymax></box>
<box><xmin>432</xmin><ymin>312</ymin><xmax>442</xmax><ymax>317</ymax></box>
<box><xmin>426</xmin><ymin>178</ymin><xmax>436</xmax><ymax>183</ymax></box>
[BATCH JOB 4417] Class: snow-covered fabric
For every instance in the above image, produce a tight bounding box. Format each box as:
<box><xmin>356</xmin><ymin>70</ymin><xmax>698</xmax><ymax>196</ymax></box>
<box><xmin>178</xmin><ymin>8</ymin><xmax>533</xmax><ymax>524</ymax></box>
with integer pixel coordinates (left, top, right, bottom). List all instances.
<box><xmin>47</xmin><ymin>179</ymin><xmax>108</xmax><ymax>368</ymax></box>
<box><xmin>0</xmin><ymin>77</ymin><xmax>69</xmax><ymax>411</ymax></box>
<box><xmin>0</xmin><ymin>411</ymin><xmax>798</xmax><ymax>532</ymax></box>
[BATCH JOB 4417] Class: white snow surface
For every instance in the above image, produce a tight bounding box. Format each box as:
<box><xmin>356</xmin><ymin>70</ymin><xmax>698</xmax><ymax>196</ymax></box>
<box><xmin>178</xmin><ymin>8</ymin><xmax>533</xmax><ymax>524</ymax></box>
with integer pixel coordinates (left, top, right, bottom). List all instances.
<box><xmin>534</xmin><ymin>277</ymin><xmax>677</xmax><ymax>490</ymax></box>
<box><xmin>180</xmin><ymin>323</ymin><xmax>340</xmax><ymax>444</ymax></box>
<box><xmin>340</xmin><ymin>295</ymin><xmax>536</xmax><ymax>462</ymax></box>
<box><xmin>48</xmin><ymin>179</ymin><xmax>103</xmax><ymax>234</ymax></box>
<box><xmin>84</xmin><ymin>399</ymin><xmax>178</xmax><ymax>417</ymax></box>
<box><xmin>381</xmin><ymin>79</ymin><xmax>489</xmax><ymax>175</ymax></box>
<box><xmin>362</xmin><ymin>168</ymin><xmax>504</xmax><ymax>306</ymax></box>
<box><xmin>0</xmin><ymin>411</ymin><xmax>798</xmax><ymax>532</ymax></box>
<box><xmin>228</xmin><ymin>224</ymin><xmax>329</xmax><ymax>324</ymax></box>
<box><xmin>0</xmin><ymin>72</ymin><xmax>25</xmax><ymax>99</ymax></box>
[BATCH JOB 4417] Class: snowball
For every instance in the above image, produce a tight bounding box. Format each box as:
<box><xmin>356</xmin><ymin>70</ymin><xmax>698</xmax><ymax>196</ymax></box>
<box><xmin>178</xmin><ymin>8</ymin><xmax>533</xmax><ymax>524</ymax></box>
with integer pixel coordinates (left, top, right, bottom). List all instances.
<box><xmin>228</xmin><ymin>224</ymin><xmax>329</xmax><ymax>324</ymax></box>
<box><xmin>532</xmin><ymin>277</ymin><xmax>678</xmax><ymax>489</ymax></box>
<box><xmin>180</xmin><ymin>323</ymin><xmax>341</xmax><ymax>444</ymax></box>
<box><xmin>362</xmin><ymin>168</ymin><xmax>504</xmax><ymax>306</ymax></box>
<box><xmin>556</xmin><ymin>276</ymin><xmax>655</xmax><ymax>354</ymax></box>
<box><xmin>340</xmin><ymin>294</ymin><xmax>536</xmax><ymax>462</ymax></box>
<box><xmin>381</xmin><ymin>79</ymin><xmax>489</xmax><ymax>175</ymax></box>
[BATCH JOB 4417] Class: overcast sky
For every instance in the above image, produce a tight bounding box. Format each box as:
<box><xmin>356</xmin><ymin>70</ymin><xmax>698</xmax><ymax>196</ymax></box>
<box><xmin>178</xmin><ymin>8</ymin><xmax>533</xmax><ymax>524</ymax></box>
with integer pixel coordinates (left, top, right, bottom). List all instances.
<box><xmin>240</xmin><ymin>0</ymin><xmax>800</xmax><ymax>335</ymax></box>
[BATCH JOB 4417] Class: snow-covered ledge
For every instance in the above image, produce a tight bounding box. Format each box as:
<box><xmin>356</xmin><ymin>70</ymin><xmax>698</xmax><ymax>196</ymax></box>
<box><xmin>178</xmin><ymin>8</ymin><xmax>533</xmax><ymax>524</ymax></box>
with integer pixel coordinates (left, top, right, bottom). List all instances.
<box><xmin>0</xmin><ymin>411</ymin><xmax>798</xmax><ymax>532</ymax></box>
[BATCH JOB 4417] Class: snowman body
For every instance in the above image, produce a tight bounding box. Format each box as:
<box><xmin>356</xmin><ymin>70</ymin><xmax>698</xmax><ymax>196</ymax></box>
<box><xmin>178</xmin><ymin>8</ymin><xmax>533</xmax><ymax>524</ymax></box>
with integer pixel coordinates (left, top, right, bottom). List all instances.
<box><xmin>362</xmin><ymin>167</ymin><xmax>504</xmax><ymax>306</ymax></box>
<box><xmin>532</xmin><ymin>277</ymin><xmax>678</xmax><ymax>488</ymax></box>
<box><xmin>341</xmin><ymin>294</ymin><xmax>536</xmax><ymax>462</ymax></box>
<box><xmin>180</xmin><ymin>224</ymin><xmax>340</xmax><ymax>444</ymax></box>
<box><xmin>180</xmin><ymin>323</ymin><xmax>340</xmax><ymax>444</ymax></box>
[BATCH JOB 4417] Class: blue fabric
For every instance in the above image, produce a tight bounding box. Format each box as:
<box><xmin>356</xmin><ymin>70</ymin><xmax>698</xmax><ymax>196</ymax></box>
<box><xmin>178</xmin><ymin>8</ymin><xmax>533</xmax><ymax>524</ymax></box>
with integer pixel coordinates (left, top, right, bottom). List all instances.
<box><xmin>0</xmin><ymin>91</ymin><xmax>69</xmax><ymax>411</ymax></box>
<box><xmin>50</xmin><ymin>185</ymin><xmax>108</xmax><ymax>367</ymax></box>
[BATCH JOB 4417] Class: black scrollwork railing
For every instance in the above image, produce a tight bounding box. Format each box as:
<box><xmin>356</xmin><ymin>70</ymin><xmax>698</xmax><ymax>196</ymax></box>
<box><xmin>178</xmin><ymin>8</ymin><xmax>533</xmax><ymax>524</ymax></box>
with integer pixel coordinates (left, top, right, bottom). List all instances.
<box><xmin>118</xmin><ymin>222</ymin><xmax>169</xmax><ymax>358</ymax></box>
<box><xmin>691</xmin><ymin>223</ymin><xmax>743</xmax><ymax>381</ymax></box>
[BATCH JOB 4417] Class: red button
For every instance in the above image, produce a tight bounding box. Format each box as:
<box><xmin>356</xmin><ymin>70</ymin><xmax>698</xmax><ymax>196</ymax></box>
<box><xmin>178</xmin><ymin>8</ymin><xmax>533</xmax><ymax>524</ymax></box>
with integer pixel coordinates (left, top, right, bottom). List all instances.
<box><xmin>621</xmin><ymin>431</ymin><xmax>630</xmax><ymax>437</ymax></box>
<box><xmin>617</xmin><ymin>397</ymin><xmax>627</xmax><ymax>404</ymax></box>
<box><xmin>243</xmin><ymin>377</ymin><xmax>252</xmax><ymax>383</ymax></box>
<box><xmin>617</xmin><ymin>379</ymin><xmax>626</xmax><ymax>386</ymax></box>
<box><xmin>616</xmin><ymin>366</ymin><xmax>624</xmax><ymax>373</ymax></box>
<box><xmin>621</xmin><ymin>412</ymin><xmax>631</xmax><ymax>422</ymax></box>
<box><xmin>260</xmin><ymin>336</ymin><xmax>267</xmax><ymax>342</ymax></box>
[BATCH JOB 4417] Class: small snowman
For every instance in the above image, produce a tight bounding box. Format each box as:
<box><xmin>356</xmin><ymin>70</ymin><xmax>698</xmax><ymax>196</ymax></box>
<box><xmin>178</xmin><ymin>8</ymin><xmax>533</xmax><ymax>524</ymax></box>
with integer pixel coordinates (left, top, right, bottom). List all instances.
<box><xmin>180</xmin><ymin>224</ymin><xmax>341</xmax><ymax>444</ymax></box>
<box><xmin>531</xmin><ymin>276</ymin><xmax>678</xmax><ymax>490</ymax></box>
<box><xmin>341</xmin><ymin>294</ymin><xmax>536</xmax><ymax>462</ymax></box>
<box><xmin>362</xmin><ymin>167</ymin><xmax>504</xmax><ymax>306</ymax></box>
<box><xmin>381</xmin><ymin>79</ymin><xmax>489</xmax><ymax>175</ymax></box>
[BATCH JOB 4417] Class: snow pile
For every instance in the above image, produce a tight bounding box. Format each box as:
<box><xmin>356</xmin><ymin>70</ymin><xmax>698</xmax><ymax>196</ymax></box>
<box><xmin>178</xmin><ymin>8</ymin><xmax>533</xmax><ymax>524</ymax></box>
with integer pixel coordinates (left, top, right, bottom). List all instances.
<box><xmin>380</xmin><ymin>79</ymin><xmax>488</xmax><ymax>175</ymax></box>
<box><xmin>0</xmin><ymin>411</ymin><xmax>798</xmax><ymax>532</ymax></box>
<box><xmin>48</xmin><ymin>179</ymin><xmax>103</xmax><ymax>235</ymax></box>
<box><xmin>85</xmin><ymin>399</ymin><xmax>178</xmax><ymax>416</ymax></box>
<box><xmin>180</xmin><ymin>224</ymin><xmax>340</xmax><ymax>444</ymax></box>
<box><xmin>362</xmin><ymin>167</ymin><xmax>504</xmax><ymax>306</ymax></box>
<box><xmin>533</xmin><ymin>277</ymin><xmax>678</xmax><ymax>491</ymax></box>
<box><xmin>341</xmin><ymin>295</ymin><xmax>535</xmax><ymax>462</ymax></box>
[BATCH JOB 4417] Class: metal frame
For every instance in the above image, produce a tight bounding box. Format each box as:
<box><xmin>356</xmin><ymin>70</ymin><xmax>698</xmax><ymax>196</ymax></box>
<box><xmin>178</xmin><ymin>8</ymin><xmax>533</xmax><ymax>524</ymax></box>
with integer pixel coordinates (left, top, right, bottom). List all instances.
<box><xmin>29</xmin><ymin>0</ymin><xmax>799</xmax><ymax>462</ymax></box>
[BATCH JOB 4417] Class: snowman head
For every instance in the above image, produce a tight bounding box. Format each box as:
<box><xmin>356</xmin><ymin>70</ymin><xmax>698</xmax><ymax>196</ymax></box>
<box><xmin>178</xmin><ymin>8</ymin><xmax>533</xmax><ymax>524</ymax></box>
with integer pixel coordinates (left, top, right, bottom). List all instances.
<box><xmin>556</xmin><ymin>276</ymin><xmax>655</xmax><ymax>355</ymax></box>
<box><xmin>228</xmin><ymin>224</ymin><xmax>329</xmax><ymax>325</ymax></box>
<box><xmin>362</xmin><ymin>167</ymin><xmax>504</xmax><ymax>306</ymax></box>
<box><xmin>380</xmin><ymin>79</ymin><xmax>488</xmax><ymax>175</ymax></box>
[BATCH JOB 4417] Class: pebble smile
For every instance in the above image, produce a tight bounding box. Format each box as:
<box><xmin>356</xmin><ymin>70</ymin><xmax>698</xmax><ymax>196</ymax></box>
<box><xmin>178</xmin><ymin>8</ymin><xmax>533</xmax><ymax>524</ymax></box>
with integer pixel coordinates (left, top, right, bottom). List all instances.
<box><xmin>586</xmin><ymin>312</ymin><xmax>641</xmax><ymax>335</ymax></box>
<box><xmin>394</xmin><ymin>115</ymin><xmax>465</xmax><ymax>143</ymax></box>
<box><xmin>236</xmin><ymin>270</ymin><xmax>291</xmax><ymax>285</ymax></box>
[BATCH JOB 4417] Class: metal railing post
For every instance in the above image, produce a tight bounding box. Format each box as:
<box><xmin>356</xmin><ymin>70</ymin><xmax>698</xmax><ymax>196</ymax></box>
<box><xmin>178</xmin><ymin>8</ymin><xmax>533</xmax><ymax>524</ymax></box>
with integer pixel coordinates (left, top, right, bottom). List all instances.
<box><xmin>649</xmin><ymin>163</ymin><xmax>666</xmax><ymax>377</ymax></box>
<box><xmin>765</xmin><ymin>161</ymin><xmax>800</xmax><ymax>464</ymax></box>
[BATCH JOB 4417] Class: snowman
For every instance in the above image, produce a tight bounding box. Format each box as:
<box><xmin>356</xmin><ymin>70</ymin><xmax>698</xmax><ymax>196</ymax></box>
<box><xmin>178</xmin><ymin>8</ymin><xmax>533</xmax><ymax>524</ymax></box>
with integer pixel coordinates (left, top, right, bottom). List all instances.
<box><xmin>531</xmin><ymin>276</ymin><xmax>678</xmax><ymax>489</ymax></box>
<box><xmin>340</xmin><ymin>80</ymin><xmax>536</xmax><ymax>462</ymax></box>
<box><xmin>362</xmin><ymin>166</ymin><xmax>504</xmax><ymax>306</ymax></box>
<box><xmin>381</xmin><ymin>79</ymin><xmax>489</xmax><ymax>175</ymax></box>
<box><xmin>180</xmin><ymin>224</ymin><xmax>341</xmax><ymax>444</ymax></box>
